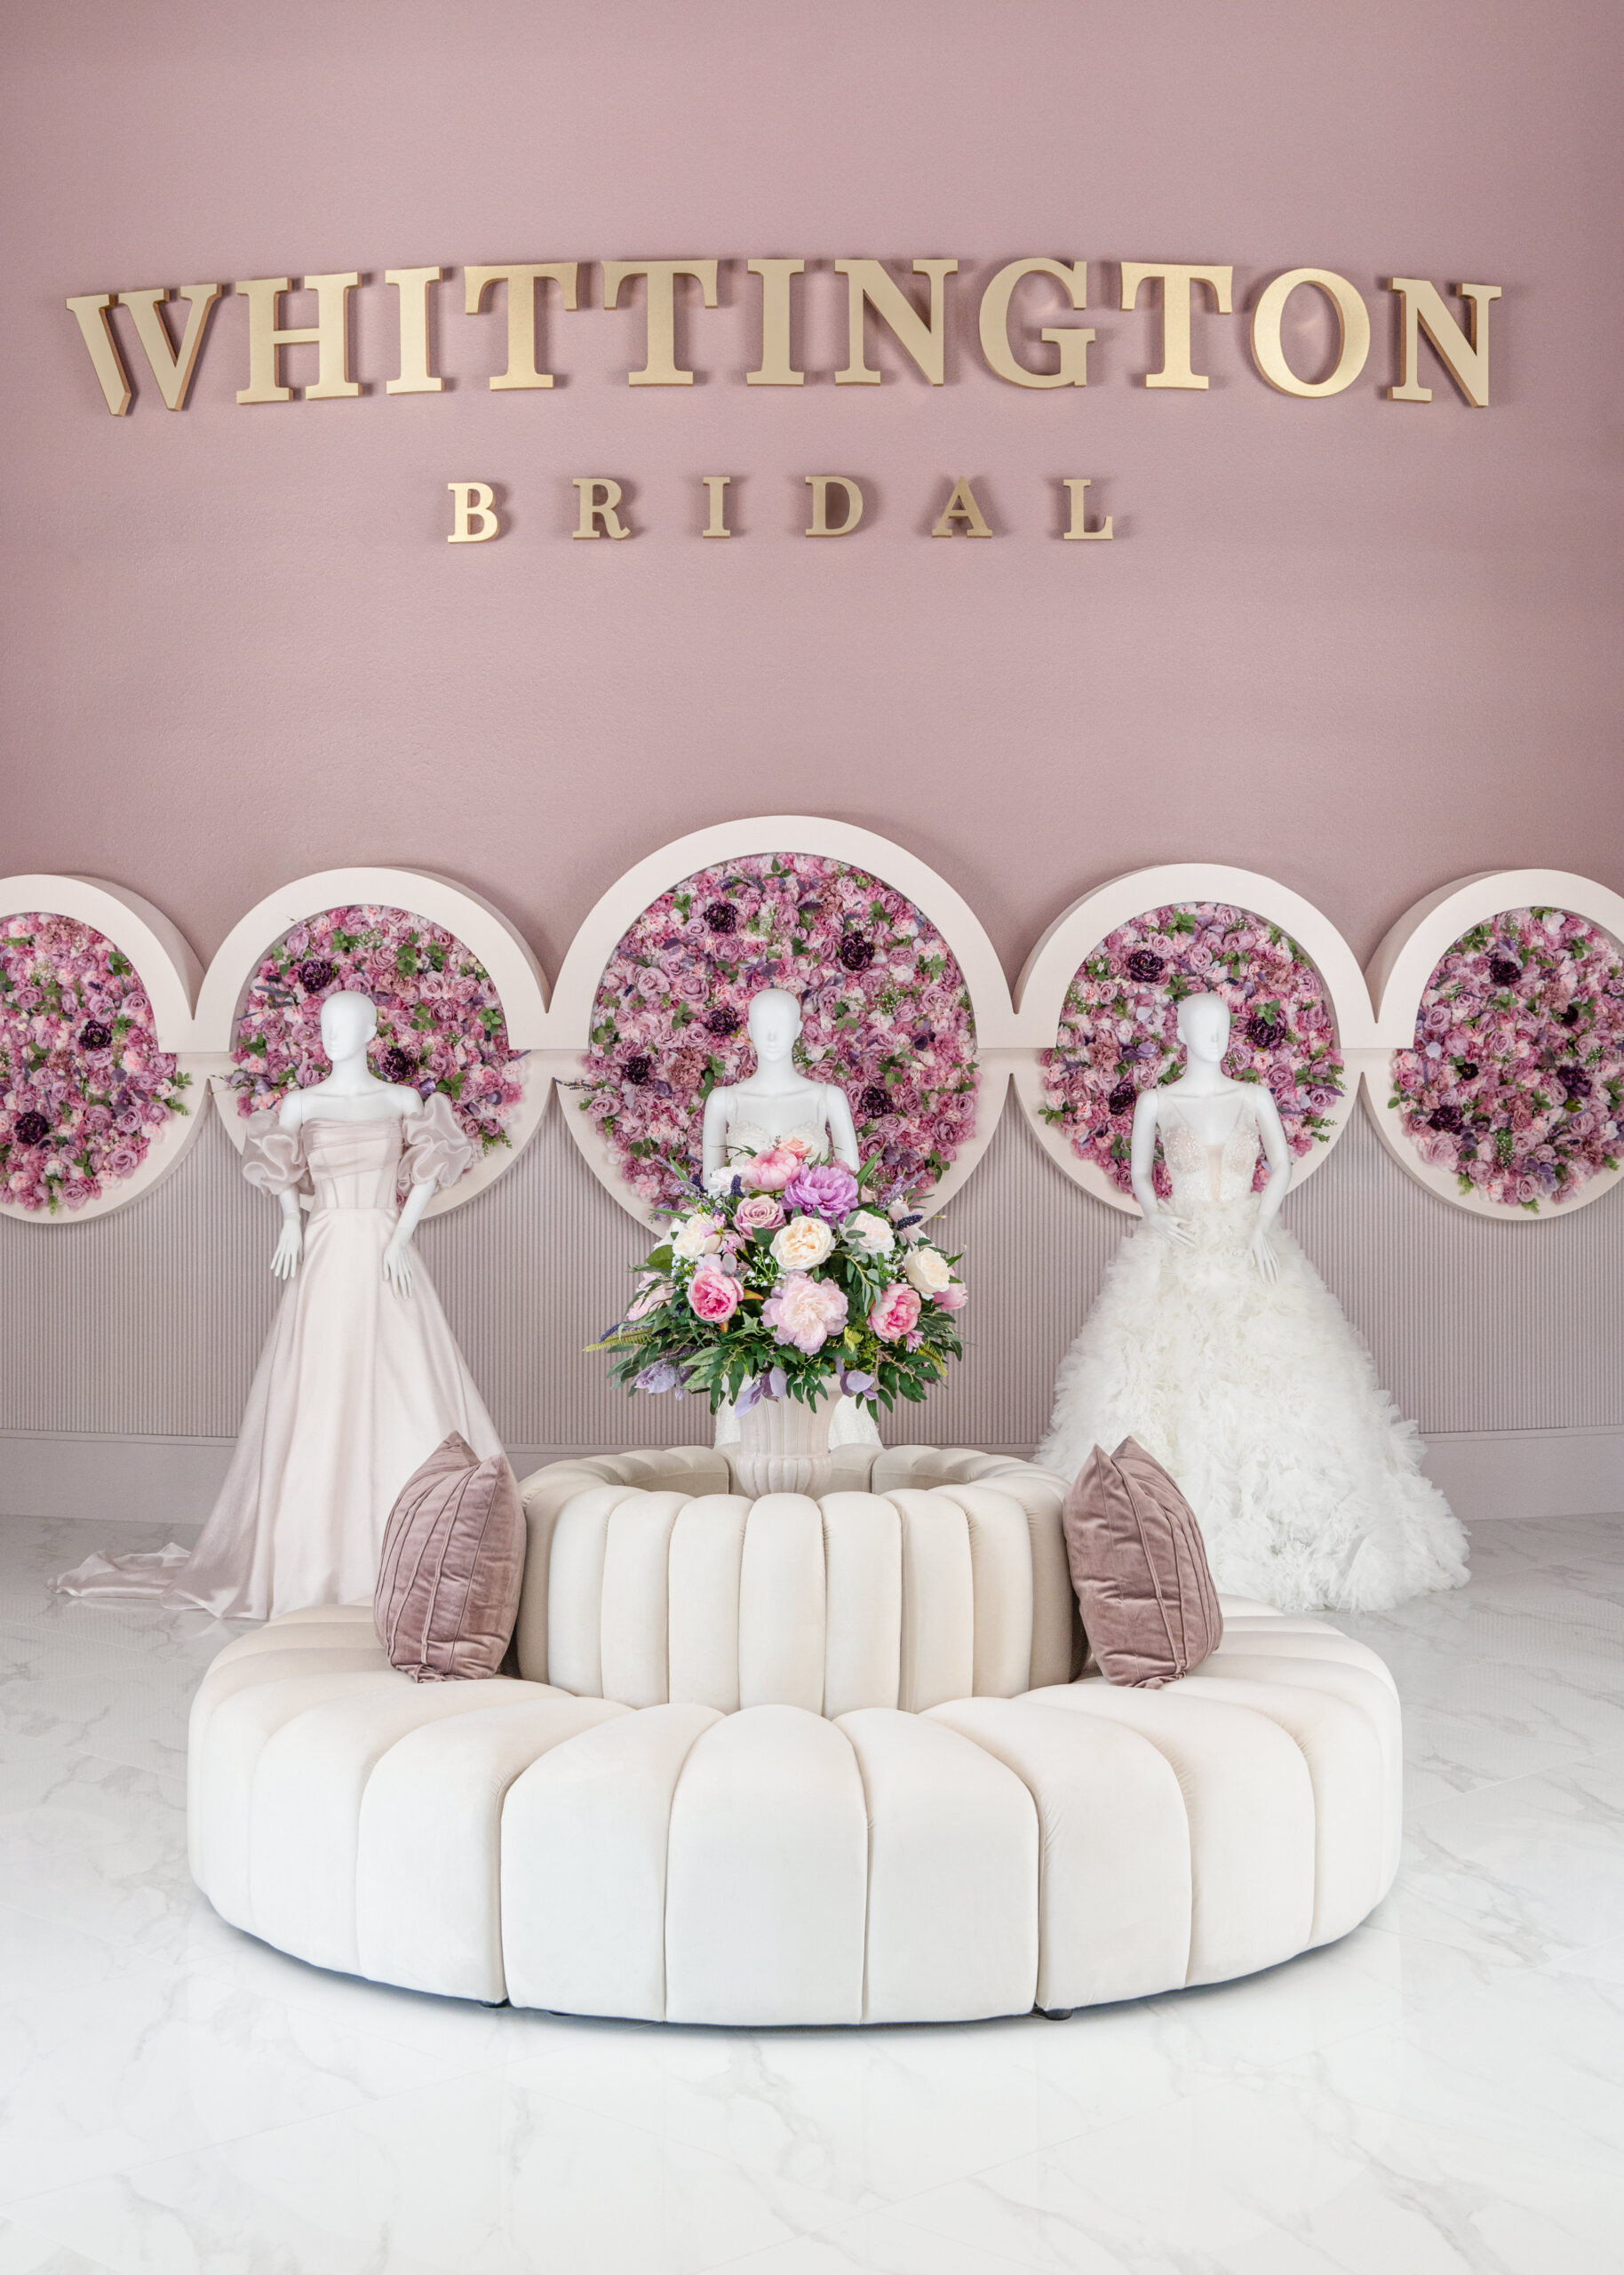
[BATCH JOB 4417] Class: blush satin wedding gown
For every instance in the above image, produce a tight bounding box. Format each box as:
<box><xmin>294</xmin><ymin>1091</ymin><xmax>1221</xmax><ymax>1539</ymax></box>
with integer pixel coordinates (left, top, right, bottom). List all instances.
<box><xmin>1038</xmin><ymin>1096</ymin><xmax>1469</xmax><ymax>1613</ymax></box>
<box><xmin>52</xmin><ymin>1098</ymin><xmax>503</xmax><ymax>1622</ymax></box>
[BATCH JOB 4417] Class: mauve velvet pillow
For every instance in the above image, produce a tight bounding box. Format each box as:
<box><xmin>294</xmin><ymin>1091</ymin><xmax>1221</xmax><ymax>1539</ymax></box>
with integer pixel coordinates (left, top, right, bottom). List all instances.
<box><xmin>374</xmin><ymin>1433</ymin><xmax>525</xmax><ymax>1682</ymax></box>
<box><xmin>1062</xmin><ymin>1437</ymin><xmax>1222</xmax><ymax>1688</ymax></box>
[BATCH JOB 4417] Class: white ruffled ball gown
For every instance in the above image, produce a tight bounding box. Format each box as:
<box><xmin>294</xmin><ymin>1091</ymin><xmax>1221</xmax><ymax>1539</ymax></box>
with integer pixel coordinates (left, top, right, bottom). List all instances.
<box><xmin>1038</xmin><ymin>1096</ymin><xmax>1469</xmax><ymax>1613</ymax></box>
<box><xmin>52</xmin><ymin>1097</ymin><xmax>503</xmax><ymax>1622</ymax></box>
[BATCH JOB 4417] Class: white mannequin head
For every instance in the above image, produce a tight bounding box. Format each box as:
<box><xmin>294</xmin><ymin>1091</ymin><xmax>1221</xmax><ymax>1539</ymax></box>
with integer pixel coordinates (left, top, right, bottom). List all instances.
<box><xmin>319</xmin><ymin>990</ymin><xmax>378</xmax><ymax>1065</ymax></box>
<box><xmin>1176</xmin><ymin>992</ymin><xmax>1230</xmax><ymax>1067</ymax></box>
<box><xmin>746</xmin><ymin>987</ymin><xmax>802</xmax><ymax>1068</ymax></box>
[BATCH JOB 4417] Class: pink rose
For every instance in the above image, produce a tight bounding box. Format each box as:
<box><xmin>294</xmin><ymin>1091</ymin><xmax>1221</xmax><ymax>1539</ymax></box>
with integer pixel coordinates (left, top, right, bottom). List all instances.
<box><xmin>932</xmin><ymin>1282</ymin><xmax>969</xmax><ymax>1311</ymax></box>
<box><xmin>687</xmin><ymin>1262</ymin><xmax>742</xmax><ymax>1324</ymax></box>
<box><xmin>870</xmin><ymin>1282</ymin><xmax>922</xmax><ymax>1342</ymax></box>
<box><xmin>744</xmin><ymin>1145</ymin><xmax>801</xmax><ymax>1192</ymax></box>
<box><xmin>761</xmin><ymin>1271</ymin><xmax>848</xmax><ymax>1353</ymax></box>
<box><xmin>734</xmin><ymin>1193</ymin><xmax>784</xmax><ymax>1233</ymax></box>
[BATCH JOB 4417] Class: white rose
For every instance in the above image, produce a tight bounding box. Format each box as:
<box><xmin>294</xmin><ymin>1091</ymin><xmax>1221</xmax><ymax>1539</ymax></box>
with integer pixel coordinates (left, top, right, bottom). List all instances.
<box><xmin>844</xmin><ymin>1209</ymin><xmax>896</xmax><ymax>1258</ymax></box>
<box><xmin>671</xmin><ymin>1212</ymin><xmax>724</xmax><ymax>1261</ymax></box>
<box><xmin>771</xmin><ymin>1214</ymin><xmax>835</xmax><ymax>1272</ymax></box>
<box><xmin>904</xmin><ymin>1244</ymin><xmax>953</xmax><ymax>1297</ymax></box>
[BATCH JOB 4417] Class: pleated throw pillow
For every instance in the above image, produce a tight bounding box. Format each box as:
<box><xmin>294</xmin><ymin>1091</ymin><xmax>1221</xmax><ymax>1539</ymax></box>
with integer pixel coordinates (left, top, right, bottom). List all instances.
<box><xmin>1062</xmin><ymin>1437</ymin><xmax>1222</xmax><ymax>1688</ymax></box>
<box><xmin>374</xmin><ymin>1433</ymin><xmax>526</xmax><ymax>1682</ymax></box>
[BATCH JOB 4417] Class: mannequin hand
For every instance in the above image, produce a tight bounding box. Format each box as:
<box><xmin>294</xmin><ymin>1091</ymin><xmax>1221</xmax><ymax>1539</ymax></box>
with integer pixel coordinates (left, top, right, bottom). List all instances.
<box><xmin>271</xmin><ymin>1221</ymin><xmax>303</xmax><ymax>1280</ymax></box>
<box><xmin>1155</xmin><ymin>1209</ymin><xmax>1196</xmax><ymax>1249</ymax></box>
<box><xmin>1249</xmin><ymin>1228</ymin><xmax>1279</xmax><ymax>1282</ymax></box>
<box><xmin>382</xmin><ymin>1235</ymin><xmax>415</xmax><ymax>1297</ymax></box>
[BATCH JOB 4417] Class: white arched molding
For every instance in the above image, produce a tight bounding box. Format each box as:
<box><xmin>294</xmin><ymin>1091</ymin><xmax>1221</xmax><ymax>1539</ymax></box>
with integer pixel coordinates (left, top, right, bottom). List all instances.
<box><xmin>545</xmin><ymin>817</ymin><xmax>1020</xmax><ymax>1228</ymax></box>
<box><xmin>1365</xmin><ymin>869</ymin><xmax>1624</xmax><ymax>1221</ymax></box>
<box><xmin>0</xmin><ymin>874</ymin><xmax>209</xmax><ymax>1223</ymax></box>
<box><xmin>1011</xmin><ymin>865</ymin><xmax>1376</xmax><ymax>1215</ymax></box>
<box><xmin>196</xmin><ymin>868</ymin><xmax>552</xmax><ymax>1217</ymax></box>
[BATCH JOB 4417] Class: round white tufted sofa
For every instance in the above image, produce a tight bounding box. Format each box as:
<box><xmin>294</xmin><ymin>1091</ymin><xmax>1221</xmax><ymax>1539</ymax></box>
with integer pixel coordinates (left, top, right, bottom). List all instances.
<box><xmin>187</xmin><ymin>1445</ymin><xmax>1402</xmax><ymax>2026</ymax></box>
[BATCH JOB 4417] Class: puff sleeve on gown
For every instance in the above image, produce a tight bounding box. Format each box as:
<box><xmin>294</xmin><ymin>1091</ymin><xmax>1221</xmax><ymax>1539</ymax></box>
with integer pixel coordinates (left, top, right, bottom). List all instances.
<box><xmin>52</xmin><ymin>1101</ymin><xmax>504</xmax><ymax>1622</ymax></box>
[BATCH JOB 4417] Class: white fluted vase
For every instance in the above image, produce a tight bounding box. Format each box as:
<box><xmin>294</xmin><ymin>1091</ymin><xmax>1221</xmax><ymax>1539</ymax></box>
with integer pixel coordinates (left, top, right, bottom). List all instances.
<box><xmin>731</xmin><ymin>1385</ymin><xmax>839</xmax><ymax>1498</ymax></box>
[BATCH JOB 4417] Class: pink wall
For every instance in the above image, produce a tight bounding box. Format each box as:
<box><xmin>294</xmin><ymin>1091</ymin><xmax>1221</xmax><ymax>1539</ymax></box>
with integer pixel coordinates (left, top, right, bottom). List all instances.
<box><xmin>3</xmin><ymin>0</ymin><xmax>1620</xmax><ymax>981</ymax></box>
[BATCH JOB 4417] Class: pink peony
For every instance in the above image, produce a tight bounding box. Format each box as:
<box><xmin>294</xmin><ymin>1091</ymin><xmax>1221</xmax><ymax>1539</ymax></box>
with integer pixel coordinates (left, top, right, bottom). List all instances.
<box><xmin>762</xmin><ymin>1272</ymin><xmax>848</xmax><ymax>1353</ymax></box>
<box><xmin>734</xmin><ymin>1192</ymin><xmax>784</xmax><ymax>1233</ymax></box>
<box><xmin>870</xmin><ymin>1282</ymin><xmax>922</xmax><ymax>1342</ymax></box>
<box><xmin>687</xmin><ymin>1262</ymin><xmax>743</xmax><ymax>1324</ymax></box>
<box><xmin>625</xmin><ymin>1275</ymin><xmax>673</xmax><ymax>1321</ymax></box>
<box><xmin>932</xmin><ymin>1281</ymin><xmax>969</xmax><ymax>1311</ymax></box>
<box><xmin>744</xmin><ymin>1145</ymin><xmax>802</xmax><ymax>1192</ymax></box>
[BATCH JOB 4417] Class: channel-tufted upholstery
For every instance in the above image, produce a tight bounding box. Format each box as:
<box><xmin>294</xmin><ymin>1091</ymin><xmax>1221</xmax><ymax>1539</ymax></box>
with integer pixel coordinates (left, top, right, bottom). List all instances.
<box><xmin>188</xmin><ymin>1445</ymin><xmax>1403</xmax><ymax>2024</ymax></box>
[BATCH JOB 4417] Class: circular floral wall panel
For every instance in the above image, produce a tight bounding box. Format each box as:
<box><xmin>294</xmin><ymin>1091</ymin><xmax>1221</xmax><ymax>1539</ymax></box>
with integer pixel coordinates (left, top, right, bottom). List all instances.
<box><xmin>1038</xmin><ymin>901</ymin><xmax>1348</xmax><ymax>1203</ymax></box>
<box><xmin>1388</xmin><ymin>906</ymin><xmax>1624</xmax><ymax>1212</ymax></box>
<box><xmin>576</xmin><ymin>851</ymin><xmax>981</xmax><ymax>1211</ymax></box>
<box><xmin>0</xmin><ymin>911</ymin><xmax>194</xmax><ymax>1216</ymax></box>
<box><xmin>225</xmin><ymin>903</ymin><xmax>528</xmax><ymax>1168</ymax></box>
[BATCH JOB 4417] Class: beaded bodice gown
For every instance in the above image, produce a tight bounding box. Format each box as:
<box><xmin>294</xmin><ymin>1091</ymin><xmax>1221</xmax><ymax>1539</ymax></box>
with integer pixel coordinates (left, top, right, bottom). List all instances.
<box><xmin>1038</xmin><ymin>1094</ymin><xmax>1469</xmax><ymax>1612</ymax></box>
<box><xmin>52</xmin><ymin>1098</ymin><xmax>502</xmax><ymax>1622</ymax></box>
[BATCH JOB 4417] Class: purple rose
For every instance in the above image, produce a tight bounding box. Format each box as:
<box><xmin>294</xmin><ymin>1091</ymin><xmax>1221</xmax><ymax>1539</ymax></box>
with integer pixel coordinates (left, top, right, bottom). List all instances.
<box><xmin>705</xmin><ymin>1005</ymin><xmax>741</xmax><ymax>1036</ymax></box>
<box><xmin>1107</xmin><ymin>1081</ymin><xmax>1136</xmax><ymax>1117</ymax></box>
<box><xmin>703</xmin><ymin>900</ymin><xmax>738</xmax><ymax>935</ymax></box>
<box><xmin>782</xmin><ymin>1161</ymin><xmax>860</xmax><ymax>1220</ymax></box>
<box><xmin>13</xmin><ymin>1111</ymin><xmax>50</xmax><ymax>1146</ymax></box>
<box><xmin>838</xmin><ymin>933</ymin><xmax>874</xmax><ymax>973</ymax></box>
<box><xmin>79</xmin><ymin>1020</ymin><xmax>112</xmax><ymax>1051</ymax></box>
<box><xmin>1489</xmin><ymin>955</ymin><xmax>1522</xmax><ymax>988</ymax></box>
<box><xmin>1126</xmin><ymin>949</ymin><xmax>1164</xmax><ymax>983</ymax></box>
<box><xmin>624</xmin><ymin>1055</ymin><xmax>652</xmax><ymax>1088</ymax></box>
<box><xmin>298</xmin><ymin>958</ymin><xmax>337</xmax><ymax>994</ymax></box>
<box><xmin>859</xmin><ymin>1084</ymin><xmax>891</xmax><ymax>1119</ymax></box>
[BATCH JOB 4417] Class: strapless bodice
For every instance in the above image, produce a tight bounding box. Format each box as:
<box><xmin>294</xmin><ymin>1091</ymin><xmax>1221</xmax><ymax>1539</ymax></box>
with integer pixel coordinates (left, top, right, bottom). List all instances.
<box><xmin>304</xmin><ymin>1118</ymin><xmax>404</xmax><ymax>1213</ymax></box>
<box><xmin>1159</xmin><ymin>1094</ymin><xmax>1263</xmax><ymax>1236</ymax></box>
<box><xmin>723</xmin><ymin>1090</ymin><xmax>833</xmax><ymax>1165</ymax></box>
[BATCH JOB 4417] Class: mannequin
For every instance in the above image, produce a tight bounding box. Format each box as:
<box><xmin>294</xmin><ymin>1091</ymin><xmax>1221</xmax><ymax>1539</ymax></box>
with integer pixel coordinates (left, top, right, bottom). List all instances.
<box><xmin>1039</xmin><ymin>990</ymin><xmax>1468</xmax><ymax>1612</ymax></box>
<box><xmin>702</xmin><ymin>986</ymin><xmax>872</xmax><ymax>1450</ymax></box>
<box><xmin>52</xmin><ymin>987</ymin><xmax>503</xmax><ymax>1620</ymax></box>
<box><xmin>701</xmin><ymin>987</ymin><xmax>860</xmax><ymax>1180</ymax></box>
<box><xmin>1132</xmin><ymin>993</ymin><xmax>1291</xmax><ymax>1280</ymax></box>
<box><xmin>272</xmin><ymin>991</ymin><xmax>434</xmax><ymax>1294</ymax></box>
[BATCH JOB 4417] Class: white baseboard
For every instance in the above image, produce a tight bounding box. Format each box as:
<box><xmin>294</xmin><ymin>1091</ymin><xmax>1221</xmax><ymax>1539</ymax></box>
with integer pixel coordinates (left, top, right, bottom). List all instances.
<box><xmin>2</xmin><ymin>1425</ymin><xmax>1620</xmax><ymax>1529</ymax></box>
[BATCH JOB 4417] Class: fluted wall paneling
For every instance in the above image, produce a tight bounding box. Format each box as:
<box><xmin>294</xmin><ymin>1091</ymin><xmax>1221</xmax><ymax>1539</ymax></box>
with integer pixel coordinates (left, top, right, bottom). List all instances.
<box><xmin>2</xmin><ymin>1093</ymin><xmax>1620</xmax><ymax>1461</ymax></box>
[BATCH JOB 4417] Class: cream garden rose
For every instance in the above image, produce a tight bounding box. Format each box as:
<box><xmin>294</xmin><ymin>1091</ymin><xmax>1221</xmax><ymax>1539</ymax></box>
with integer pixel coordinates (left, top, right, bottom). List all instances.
<box><xmin>843</xmin><ymin>1209</ymin><xmax>896</xmax><ymax>1257</ymax></box>
<box><xmin>770</xmin><ymin>1213</ymin><xmax>835</xmax><ymax>1272</ymax></box>
<box><xmin>671</xmin><ymin>1211</ymin><xmax>725</xmax><ymax>1261</ymax></box>
<box><xmin>903</xmin><ymin>1243</ymin><xmax>954</xmax><ymax>1297</ymax></box>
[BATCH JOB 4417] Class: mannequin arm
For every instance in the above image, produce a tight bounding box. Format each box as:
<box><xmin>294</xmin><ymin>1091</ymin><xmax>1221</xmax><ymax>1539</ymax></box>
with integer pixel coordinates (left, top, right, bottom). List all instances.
<box><xmin>700</xmin><ymin>1088</ymin><xmax>731</xmax><ymax>1178</ymax></box>
<box><xmin>383</xmin><ymin>1177</ymin><xmax>434</xmax><ymax>1297</ymax></box>
<box><xmin>270</xmin><ymin>1189</ymin><xmax>302</xmax><ymax>1280</ymax></box>
<box><xmin>1129</xmin><ymin>1090</ymin><xmax>1190</xmax><ymax>1239</ymax></box>
<box><xmin>1248</xmin><ymin>1088</ymin><xmax>1293</xmax><ymax>1280</ymax></box>
<box><xmin>824</xmin><ymin>1086</ymin><xmax>861</xmax><ymax>1173</ymax></box>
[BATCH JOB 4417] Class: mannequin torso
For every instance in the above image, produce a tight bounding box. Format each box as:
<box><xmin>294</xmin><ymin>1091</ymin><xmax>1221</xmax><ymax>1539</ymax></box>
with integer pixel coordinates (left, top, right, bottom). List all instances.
<box><xmin>700</xmin><ymin>987</ymin><xmax>860</xmax><ymax>1177</ymax></box>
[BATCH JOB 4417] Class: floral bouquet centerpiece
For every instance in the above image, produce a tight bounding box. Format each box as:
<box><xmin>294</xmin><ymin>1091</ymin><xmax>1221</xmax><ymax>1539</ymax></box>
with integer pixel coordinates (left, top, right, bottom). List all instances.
<box><xmin>595</xmin><ymin>1138</ymin><xmax>967</xmax><ymax>1489</ymax></box>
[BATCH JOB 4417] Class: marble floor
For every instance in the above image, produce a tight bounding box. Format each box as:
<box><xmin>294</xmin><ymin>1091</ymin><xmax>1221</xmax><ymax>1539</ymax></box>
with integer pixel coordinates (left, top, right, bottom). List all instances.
<box><xmin>1</xmin><ymin>1515</ymin><xmax>1621</xmax><ymax>2275</ymax></box>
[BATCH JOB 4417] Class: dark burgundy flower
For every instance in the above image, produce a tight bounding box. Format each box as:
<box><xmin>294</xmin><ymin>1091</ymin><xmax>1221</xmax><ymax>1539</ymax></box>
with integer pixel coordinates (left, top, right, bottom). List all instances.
<box><xmin>703</xmin><ymin>901</ymin><xmax>737</xmax><ymax>935</ymax></box>
<box><xmin>705</xmin><ymin>1005</ymin><xmax>741</xmax><ymax>1037</ymax></box>
<box><xmin>1557</xmin><ymin>1004</ymin><xmax>1582</xmax><ymax>1027</ymax></box>
<box><xmin>1429</xmin><ymin>1103</ymin><xmax>1464</xmax><ymax>1134</ymax></box>
<box><xmin>860</xmin><ymin>1084</ymin><xmax>891</xmax><ymax>1118</ymax></box>
<box><xmin>1244</xmin><ymin>1011</ymin><xmax>1278</xmax><ymax>1049</ymax></box>
<box><xmin>298</xmin><ymin>957</ymin><xmax>337</xmax><ymax>993</ymax></box>
<box><xmin>14</xmin><ymin>1111</ymin><xmax>51</xmax><ymax>1146</ymax></box>
<box><xmin>1108</xmin><ymin>1081</ymin><xmax>1137</xmax><ymax>1117</ymax></box>
<box><xmin>624</xmin><ymin>1055</ymin><xmax>652</xmax><ymax>1088</ymax></box>
<box><xmin>1458</xmin><ymin>1060</ymin><xmax>1479</xmax><ymax>1081</ymax></box>
<box><xmin>838</xmin><ymin>934</ymin><xmax>874</xmax><ymax>973</ymax></box>
<box><xmin>1126</xmin><ymin>949</ymin><xmax>1164</xmax><ymax>984</ymax></box>
<box><xmin>1558</xmin><ymin>1066</ymin><xmax>1592</xmax><ymax>1098</ymax></box>
<box><xmin>1488</xmin><ymin>954</ymin><xmax>1522</xmax><ymax>988</ymax></box>
<box><xmin>79</xmin><ymin>1020</ymin><xmax>112</xmax><ymax>1051</ymax></box>
<box><xmin>379</xmin><ymin>1045</ymin><xmax>416</xmax><ymax>1085</ymax></box>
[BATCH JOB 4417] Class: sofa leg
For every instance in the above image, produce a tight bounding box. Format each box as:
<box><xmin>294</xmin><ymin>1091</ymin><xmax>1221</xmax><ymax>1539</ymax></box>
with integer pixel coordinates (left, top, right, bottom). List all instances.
<box><xmin>1039</xmin><ymin>2006</ymin><xmax>1075</xmax><ymax>2021</ymax></box>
